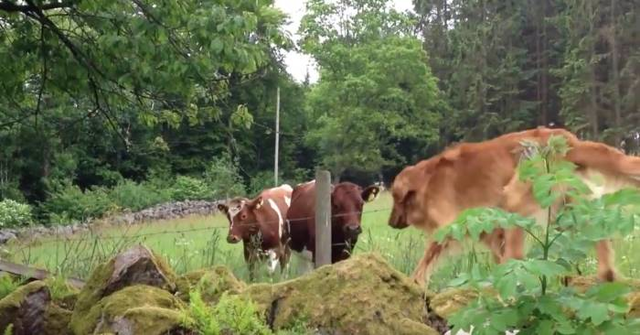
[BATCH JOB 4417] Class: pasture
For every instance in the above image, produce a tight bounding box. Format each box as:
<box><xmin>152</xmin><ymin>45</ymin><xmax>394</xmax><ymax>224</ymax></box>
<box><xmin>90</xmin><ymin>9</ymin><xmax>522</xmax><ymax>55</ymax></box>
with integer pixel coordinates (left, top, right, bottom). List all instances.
<box><xmin>4</xmin><ymin>191</ymin><xmax>639</xmax><ymax>291</ymax></box>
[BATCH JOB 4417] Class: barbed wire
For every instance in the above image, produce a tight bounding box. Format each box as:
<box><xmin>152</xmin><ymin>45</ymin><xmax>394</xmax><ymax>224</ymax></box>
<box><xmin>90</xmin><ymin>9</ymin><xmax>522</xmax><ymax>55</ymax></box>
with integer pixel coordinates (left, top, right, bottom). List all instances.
<box><xmin>10</xmin><ymin>207</ymin><xmax>394</xmax><ymax>252</ymax></box>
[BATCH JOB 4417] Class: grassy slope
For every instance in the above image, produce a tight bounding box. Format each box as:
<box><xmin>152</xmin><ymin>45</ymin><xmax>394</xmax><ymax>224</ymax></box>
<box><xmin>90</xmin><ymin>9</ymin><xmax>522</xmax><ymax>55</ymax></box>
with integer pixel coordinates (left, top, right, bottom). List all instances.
<box><xmin>4</xmin><ymin>192</ymin><xmax>639</xmax><ymax>290</ymax></box>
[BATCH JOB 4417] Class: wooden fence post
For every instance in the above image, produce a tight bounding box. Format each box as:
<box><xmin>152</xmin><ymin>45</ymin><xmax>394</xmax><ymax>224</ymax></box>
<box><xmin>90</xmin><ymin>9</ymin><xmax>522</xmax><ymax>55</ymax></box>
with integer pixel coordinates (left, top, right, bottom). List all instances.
<box><xmin>315</xmin><ymin>169</ymin><xmax>331</xmax><ymax>268</ymax></box>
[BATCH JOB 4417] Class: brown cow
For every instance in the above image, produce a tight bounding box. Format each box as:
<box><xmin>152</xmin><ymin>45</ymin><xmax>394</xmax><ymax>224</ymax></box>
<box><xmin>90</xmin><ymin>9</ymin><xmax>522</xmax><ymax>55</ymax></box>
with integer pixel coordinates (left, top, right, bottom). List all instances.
<box><xmin>217</xmin><ymin>184</ymin><xmax>293</xmax><ymax>279</ymax></box>
<box><xmin>284</xmin><ymin>180</ymin><xmax>380</xmax><ymax>271</ymax></box>
<box><xmin>388</xmin><ymin>126</ymin><xmax>640</xmax><ymax>286</ymax></box>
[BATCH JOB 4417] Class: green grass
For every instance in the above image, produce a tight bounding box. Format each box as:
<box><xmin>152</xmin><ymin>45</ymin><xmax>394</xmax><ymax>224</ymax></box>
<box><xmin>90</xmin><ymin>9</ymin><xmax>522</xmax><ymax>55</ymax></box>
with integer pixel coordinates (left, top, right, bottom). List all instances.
<box><xmin>3</xmin><ymin>192</ymin><xmax>639</xmax><ymax>290</ymax></box>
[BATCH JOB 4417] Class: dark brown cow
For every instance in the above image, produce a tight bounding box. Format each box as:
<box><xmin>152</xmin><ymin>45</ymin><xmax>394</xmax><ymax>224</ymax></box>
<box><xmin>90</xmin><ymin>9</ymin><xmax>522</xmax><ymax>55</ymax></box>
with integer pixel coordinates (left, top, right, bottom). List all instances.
<box><xmin>284</xmin><ymin>180</ymin><xmax>380</xmax><ymax>270</ymax></box>
<box><xmin>217</xmin><ymin>184</ymin><xmax>292</xmax><ymax>279</ymax></box>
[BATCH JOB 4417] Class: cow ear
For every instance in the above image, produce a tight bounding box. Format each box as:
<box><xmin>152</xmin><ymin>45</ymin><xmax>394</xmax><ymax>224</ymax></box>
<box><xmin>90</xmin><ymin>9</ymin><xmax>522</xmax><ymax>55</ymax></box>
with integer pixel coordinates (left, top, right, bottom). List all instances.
<box><xmin>252</xmin><ymin>196</ymin><xmax>264</xmax><ymax>209</ymax></box>
<box><xmin>217</xmin><ymin>204</ymin><xmax>228</xmax><ymax>213</ymax></box>
<box><xmin>362</xmin><ymin>185</ymin><xmax>381</xmax><ymax>203</ymax></box>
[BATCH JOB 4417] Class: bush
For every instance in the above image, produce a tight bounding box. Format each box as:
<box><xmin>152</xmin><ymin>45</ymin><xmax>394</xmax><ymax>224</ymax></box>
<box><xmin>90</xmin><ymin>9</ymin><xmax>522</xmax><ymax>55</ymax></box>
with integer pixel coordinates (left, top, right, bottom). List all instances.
<box><xmin>203</xmin><ymin>154</ymin><xmax>246</xmax><ymax>199</ymax></box>
<box><xmin>109</xmin><ymin>180</ymin><xmax>172</xmax><ymax>211</ymax></box>
<box><xmin>0</xmin><ymin>199</ymin><xmax>32</xmax><ymax>228</ymax></box>
<box><xmin>182</xmin><ymin>289</ymin><xmax>272</xmax><ymax>335</ymax></box>
<box><xmin>172</xmin><ymin>176</ymin><xmax>211</xmax><ymax>201</ymax></box>
<box><xmin>0</xmin><ymin>275</ymin><xmax>20</xmax><ymax>300</ymax></box>
<box><xmin>42</xmin><ymin>180</ymin><xmax>115</xmax><ymax>224</ymax></box>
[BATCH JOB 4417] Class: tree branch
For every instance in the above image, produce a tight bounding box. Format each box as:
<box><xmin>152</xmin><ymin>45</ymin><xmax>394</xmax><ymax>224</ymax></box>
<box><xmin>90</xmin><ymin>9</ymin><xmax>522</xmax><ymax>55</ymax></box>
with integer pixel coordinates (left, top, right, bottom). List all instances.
<box><xmin>0</xmin><ymin>1</ymin><xmax>73</xmax><ymax>13</ymax></box>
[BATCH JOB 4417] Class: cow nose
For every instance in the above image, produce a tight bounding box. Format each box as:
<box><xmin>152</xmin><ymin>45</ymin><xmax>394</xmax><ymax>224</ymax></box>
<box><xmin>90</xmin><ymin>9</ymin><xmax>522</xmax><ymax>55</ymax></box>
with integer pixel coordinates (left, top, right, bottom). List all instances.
<box><xmin>345</xmin><ymin>225</ymin><xmax>362</xmax><ymax>235</ymax></box>
<box><xmin>227</xmin><ymin>235</ymin><xmax>240</xmax><ymax>243</ymax></box>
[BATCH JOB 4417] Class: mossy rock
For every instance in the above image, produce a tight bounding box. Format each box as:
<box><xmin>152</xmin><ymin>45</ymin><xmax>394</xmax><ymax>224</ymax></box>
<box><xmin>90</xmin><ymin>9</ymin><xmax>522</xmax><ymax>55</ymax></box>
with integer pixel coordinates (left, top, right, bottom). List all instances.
<box><xmin>0</xmin><ymin>280</ymin><xmax>51</xmax><ymax>334</ymax></box>
<box><xmin>43</xmin><ymin>277</ymin><xmax>80</xmax><ymax>310</ymax></box>
<box><xmin>241</xmin><ymin>252</ymin><xmax>437</xmax><ymax>335</ymax></box>
<box><xmin>43</xmin><ymin>304</ymin><xmax>73</xmax><ymax>335</ymax></box>
<box><xmin>429</xmin><ymin>287</ymin><xmax>480</xmax><ymax>320</ymax></box>
<box><xmin>71</xmin><ymin>244</ymin><xmax>177</xmax><ymax>330</ymax></box>
<box><xmin>628</xmin><ymin>292</ymin><xmax>640</xmax><ymax>318</ymax></box>
<box><xmin>175</xmin><ymin>266</ymin><xmax>245</xmax><ymax>303</ymax></box>
<box><xmin>567</xmin><ymin>275</ymin><xmax>640</xmax><ymax>293</ymax></box>
<box><xmin>70</xmin><ymin>285</ymin><xmax>187</xmax><ymax>335</ymax></box>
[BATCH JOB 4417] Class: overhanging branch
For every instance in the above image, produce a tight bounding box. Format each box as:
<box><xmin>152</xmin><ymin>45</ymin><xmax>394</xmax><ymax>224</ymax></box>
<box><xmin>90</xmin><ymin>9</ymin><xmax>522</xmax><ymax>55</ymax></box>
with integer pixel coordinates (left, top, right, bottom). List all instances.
<box><xmin>0</xmin><ymin>1</ymin><xmax>73</xmax><ymax>13</ymax></box>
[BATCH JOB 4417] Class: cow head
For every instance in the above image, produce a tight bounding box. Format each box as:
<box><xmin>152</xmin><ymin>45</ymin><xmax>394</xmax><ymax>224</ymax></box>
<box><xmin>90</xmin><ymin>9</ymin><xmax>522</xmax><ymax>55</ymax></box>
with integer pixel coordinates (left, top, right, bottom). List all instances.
<box><xmin>218</xmin><ymin>197</ymin><xmax>263</xmax><ymax>244</ymax></box>
<box><xmin>388</xmin><ymin>165</ymin><xmax>425</xmax><ymax>229</ymax></box>
<box><xmin>331</xmin><ymin>182</ymin><xmax>381</xmax><ymax>240</ymax></box>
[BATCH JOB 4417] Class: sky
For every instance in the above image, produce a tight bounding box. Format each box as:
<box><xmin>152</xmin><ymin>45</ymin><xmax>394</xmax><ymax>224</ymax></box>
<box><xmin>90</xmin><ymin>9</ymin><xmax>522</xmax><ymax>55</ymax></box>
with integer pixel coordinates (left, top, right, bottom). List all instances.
<box><xmin>273</xmin><ymin>0</ymin><xmax>415</xmax><ymax>84</ymax></box>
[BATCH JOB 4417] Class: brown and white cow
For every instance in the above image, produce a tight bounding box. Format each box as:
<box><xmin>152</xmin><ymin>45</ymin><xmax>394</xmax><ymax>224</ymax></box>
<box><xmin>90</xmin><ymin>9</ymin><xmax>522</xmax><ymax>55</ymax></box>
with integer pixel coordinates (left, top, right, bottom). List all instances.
<box><xmin>217</xmin><ymin>184</ymin><xmax>293</xmax><ymax>279</ymax></box>
<box><xmin>388</xmin><ymin>126</ymin><xmax>640</xmax><ymax>286</ymax></box>
<box><xmin>284</xmin><ymin>180</ymin><xmax>380</xmax><ymax>271</ymax></box>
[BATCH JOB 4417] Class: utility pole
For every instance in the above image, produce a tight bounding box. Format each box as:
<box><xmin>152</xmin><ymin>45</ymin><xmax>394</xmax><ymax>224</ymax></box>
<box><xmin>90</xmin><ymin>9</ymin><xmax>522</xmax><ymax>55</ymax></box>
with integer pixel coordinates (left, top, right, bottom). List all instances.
<box><xmin>274</xmin><ymin>85</ymin><xmax>280</xmax><ymax>187</ymax></box>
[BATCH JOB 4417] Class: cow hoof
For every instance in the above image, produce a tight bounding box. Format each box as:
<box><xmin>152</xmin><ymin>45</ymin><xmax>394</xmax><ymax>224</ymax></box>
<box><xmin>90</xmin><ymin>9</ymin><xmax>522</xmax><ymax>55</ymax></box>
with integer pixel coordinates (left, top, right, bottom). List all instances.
<box><xmin>597</xmin><ymin>269</ymin><xmax>616</xmax><ymax>282</ymax></box>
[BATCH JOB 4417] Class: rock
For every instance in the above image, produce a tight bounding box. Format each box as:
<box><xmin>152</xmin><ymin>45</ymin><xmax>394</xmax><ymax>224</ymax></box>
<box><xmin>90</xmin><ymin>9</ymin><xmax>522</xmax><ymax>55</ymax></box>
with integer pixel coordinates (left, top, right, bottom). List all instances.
<box><xmin>43</xmin><ymin>304</ymin><xmax>73</xmax><ymax>335</ymax></box>
<box><xmin>241</xmin><ymin>252</ymin><xmax>438</xmax><ymax>335</ymax></box>
<box><xmin>0</xmin><ymin>231</ymin><xmax>17</xmax><ymax>244</ymax></box>
<box><xmin>629</xmin><ymin>292</ymin><xmax>640</xmax><ymax>318</ymax></box>
<box><xmin>0</xmin><ymin>281</ymin><xmax>51</xmax><ymax>334</ymax></box>
<box><xmin>70</xmin><ymin>245</ymin><xmax>177</xmax><ymax>331</ymax></box>
<box><xmin>429</xmin><ymin>288</ymin><xmax>480</xmax><ymax>320</ymax></box>
<box><xmin>175</xmin><ymin>266</ymin><xmax>245</xmax><ymax>303</ymax></box>
<box><xmin>71</xmin><ymin>285</ymin><xmax>187</xmax><ymax>335</ymax></box>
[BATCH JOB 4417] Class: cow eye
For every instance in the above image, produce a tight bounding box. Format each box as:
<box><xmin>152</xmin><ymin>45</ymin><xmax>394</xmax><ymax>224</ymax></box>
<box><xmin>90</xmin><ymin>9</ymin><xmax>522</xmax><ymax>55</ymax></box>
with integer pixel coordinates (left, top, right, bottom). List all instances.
<box><xmin>240</xmin><ymin>213</ymin><xmax>247</xmax><ymax>220</ymax></box>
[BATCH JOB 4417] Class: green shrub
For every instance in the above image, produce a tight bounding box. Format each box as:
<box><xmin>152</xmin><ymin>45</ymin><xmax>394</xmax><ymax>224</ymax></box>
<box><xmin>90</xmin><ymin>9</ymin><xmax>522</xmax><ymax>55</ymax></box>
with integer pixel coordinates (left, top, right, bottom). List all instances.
<box><xmin>109</xmin><ymin>180</ymin><xmax>172</xmax><ymax>211</ymax></box>
<box><xmin>203</xmin><ymin>154</ymin><xmax>246</xmax><ymax>199</ymax></box>
<box><xmin>42</xmin><ymin>180</ymin><xmax>115</xmax><ymax>224</ymax></box>
<box><xmin>437</xmin><ymin>135</ymin><xmax>640</xmax><ymax>335</ymax></box>
<box><xmin>0</xmin><ymin>199</ymin><xmax>32</xmax><ymax>228</ymax></box>
<box><xmin>172</xmin><ymin>176</ymin><xmax>211</xmax><ymax>201</ymax></box>
<box><xmin>0</xmin><ymin>275</ymin><xmax>20</xmax><ymax>300</ymax></box>
<box><xmin>182</xmin><ymin>289</ymin><xmax>271</xmax><ymax>335</ymax></box>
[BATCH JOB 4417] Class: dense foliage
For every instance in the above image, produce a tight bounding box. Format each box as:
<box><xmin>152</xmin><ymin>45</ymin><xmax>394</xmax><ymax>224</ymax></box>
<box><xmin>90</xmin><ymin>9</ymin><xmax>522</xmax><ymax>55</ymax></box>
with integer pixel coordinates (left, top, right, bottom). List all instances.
<box><xmin>0</xmin><ymin>0</ymin><xmax>638</xmax><ymax>225</ymax></box>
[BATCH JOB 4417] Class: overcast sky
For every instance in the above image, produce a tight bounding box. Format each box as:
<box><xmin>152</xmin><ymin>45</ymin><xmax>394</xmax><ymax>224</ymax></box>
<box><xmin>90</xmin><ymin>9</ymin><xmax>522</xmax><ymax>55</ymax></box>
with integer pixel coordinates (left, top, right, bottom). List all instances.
<box><xmin>273</xmin><ymin>0</ymin><xmax>415</xmax><ymax>84</ymax></box>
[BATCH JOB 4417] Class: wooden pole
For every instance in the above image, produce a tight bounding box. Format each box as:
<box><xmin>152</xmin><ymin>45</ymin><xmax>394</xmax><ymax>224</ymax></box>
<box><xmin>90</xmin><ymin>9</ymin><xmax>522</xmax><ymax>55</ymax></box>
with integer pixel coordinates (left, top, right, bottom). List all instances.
<box><xmin>274</xmin><ymin>86</ymin><xmax>280</xmax><ymax>187</ymax></box>
<box><xmin>315</xmin><ymin>169</ymin><xmax>331</xmax><ymax>268</ymax></box>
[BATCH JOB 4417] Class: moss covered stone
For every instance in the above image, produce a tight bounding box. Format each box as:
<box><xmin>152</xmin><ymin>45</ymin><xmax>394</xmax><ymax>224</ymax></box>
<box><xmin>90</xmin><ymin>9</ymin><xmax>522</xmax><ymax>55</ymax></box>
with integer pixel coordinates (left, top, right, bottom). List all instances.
<box><xmin>241</xmin><ymin>252</ymin><xmax>437</xmax><ymax>335</ymax></box>
<box><xmin>70</xmin><ymin>285</ymin><xmax>187</xmax><ymax>335</ymax></box>
<box><xmin>429</xmin><ymin>288</ymin><xmax>480</xmax><ymax>320</ymax></box>
<box><xmin>0</xmin><ymin>280</ymin><xmax>51</xmax><ymax>334</ymax></box>
<box><xmin>70</xmin><ymin>244</ymin><xmax>177</xmax><ymax>330</ymax></box>
<box><xmin>43</xmin><ymin>304</ymin><xmax>73</xmax><ymax>335</ymax></box>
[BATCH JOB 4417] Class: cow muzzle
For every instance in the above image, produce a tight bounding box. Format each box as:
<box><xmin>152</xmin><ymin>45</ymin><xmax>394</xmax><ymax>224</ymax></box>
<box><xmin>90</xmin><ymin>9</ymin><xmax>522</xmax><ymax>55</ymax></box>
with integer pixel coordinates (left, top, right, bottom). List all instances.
<box><xmin>226</xmin><ymin>234</ymin><xmax>241</xmax><ymax>244</ymax></box>
<box><xmin>344</xmin><ymin>225</ymin><xmax>362</xmax><ymax>237</ymax></box>
<box><xmin>388</xmin><ymin>209</ymin><xmax>409</xmax><ymax>229</ymax></box>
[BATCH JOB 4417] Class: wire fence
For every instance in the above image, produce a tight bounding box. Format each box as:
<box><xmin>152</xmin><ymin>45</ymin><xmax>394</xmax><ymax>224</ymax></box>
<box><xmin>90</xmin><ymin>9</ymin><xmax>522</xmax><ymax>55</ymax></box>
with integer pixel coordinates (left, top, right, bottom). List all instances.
<box><xmin>9</xmin><ymin>207</ymin><xmax>395</xmax><ymax>252</ymax></box>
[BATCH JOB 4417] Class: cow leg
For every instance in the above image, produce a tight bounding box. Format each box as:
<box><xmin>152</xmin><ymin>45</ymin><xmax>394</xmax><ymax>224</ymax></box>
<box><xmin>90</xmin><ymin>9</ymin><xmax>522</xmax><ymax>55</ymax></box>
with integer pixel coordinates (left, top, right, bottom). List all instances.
<box><xmin>596</xmin><ymin>239</ymin><xmax>616</xmax><ymax>282</ymax></box>
<box><xmin>502</xmin><ymin>227</ymin><xmax>525</xmax><ymax>261</ymax></box>
<box><xmin>411</xmin><ymin>239</ymin><xmax>454</xmax><ymax>287</ymax></box>
<box><xmin>279</xmin><ymin>244</ymin><xmax>292</xmax><ymax>275</ymax></box>
<box><xmin>480</xmin><ymin>229</ymin><xmax>506</xmax><ymax>263</ymax></box>
<box><xmin>243</xmin><ymin>244</ymin><xmax>257</xmax><ymax>281</ymax></box>
<box><xmin>265</xmin><ymin>249</ymin><xmax>279</xmax><ymax>275</ymax></box>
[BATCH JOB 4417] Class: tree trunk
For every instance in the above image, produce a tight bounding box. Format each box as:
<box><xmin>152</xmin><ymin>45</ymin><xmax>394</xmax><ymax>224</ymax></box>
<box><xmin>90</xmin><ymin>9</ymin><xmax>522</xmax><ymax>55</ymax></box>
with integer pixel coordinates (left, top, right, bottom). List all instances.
<box><xmin>610</xmin><ymin>0</ymin><xmax>622</xmax><ymax>145</ymax></box>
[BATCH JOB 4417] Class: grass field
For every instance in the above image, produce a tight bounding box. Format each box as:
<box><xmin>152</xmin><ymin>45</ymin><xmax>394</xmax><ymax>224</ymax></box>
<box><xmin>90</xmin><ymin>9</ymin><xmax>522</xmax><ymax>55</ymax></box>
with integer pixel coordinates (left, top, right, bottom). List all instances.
<box><xmin>4</xmin><ymin>192</ymin><xmax>639</xmax><ymax>290</ymax></box>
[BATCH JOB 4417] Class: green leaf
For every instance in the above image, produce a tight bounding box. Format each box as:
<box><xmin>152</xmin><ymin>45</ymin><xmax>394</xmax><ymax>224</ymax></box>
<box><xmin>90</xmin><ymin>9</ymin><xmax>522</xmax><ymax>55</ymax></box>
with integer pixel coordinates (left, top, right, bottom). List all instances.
<box><xmin>523</xmin><ymin>260</ymin><xmax>568</xmax><ymax>278</ymax></box>
<box><xmin>586</xmin><ymin>282</ymin><xmax>631</xmax><ymax>303</ymax></box>
<box><xmin>535</xmin><ymin>319</ymin><xmax>555</xmax><ymax>335</ymax></box>
<box><xmin>577</xmin><ymin>302</ymin><xmax>609</xmax><ymax>326</ymax></box>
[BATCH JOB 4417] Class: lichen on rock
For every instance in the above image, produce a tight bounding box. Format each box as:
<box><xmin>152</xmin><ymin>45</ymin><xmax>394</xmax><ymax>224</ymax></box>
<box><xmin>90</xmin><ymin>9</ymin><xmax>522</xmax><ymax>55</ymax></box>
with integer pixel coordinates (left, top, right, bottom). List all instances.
<box><xmin>70</xmin><ymin>244</ymin><xmax>177</xmax><ymax>331</ymax></box>
<box><xmin>71</xmin><ymin>285</ymin><xmax>187</xmax><ymax>335</ymax></box>
<box><xmin>240</xmin><ymin>252</ymin><xmax>437</xmax><ymax>335</ymax></box>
